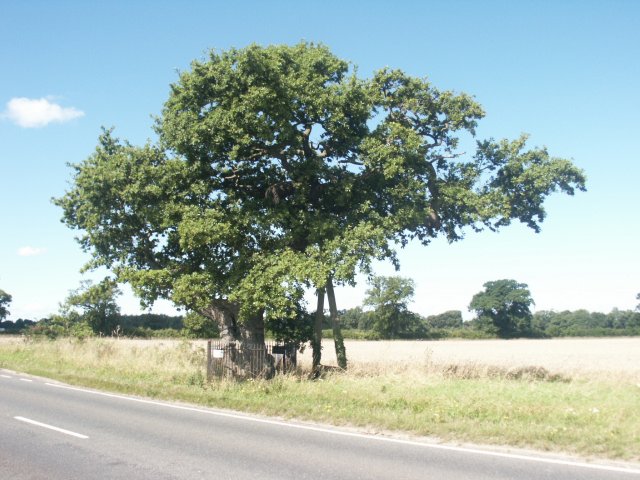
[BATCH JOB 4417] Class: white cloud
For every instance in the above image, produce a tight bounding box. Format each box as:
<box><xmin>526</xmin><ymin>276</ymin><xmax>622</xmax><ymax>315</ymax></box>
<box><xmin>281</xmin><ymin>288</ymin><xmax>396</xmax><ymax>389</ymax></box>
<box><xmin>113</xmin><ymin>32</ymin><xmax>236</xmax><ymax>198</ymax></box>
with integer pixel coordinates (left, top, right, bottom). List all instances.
<box><xmin>3</xmin><ymin>97</ymin><xmax>84</xmax><ymax>128</ymax></box>
<box><xmin>17</xmin><ymin>246</ymin><xmax>47</xmax><ymax>257</ymax></box>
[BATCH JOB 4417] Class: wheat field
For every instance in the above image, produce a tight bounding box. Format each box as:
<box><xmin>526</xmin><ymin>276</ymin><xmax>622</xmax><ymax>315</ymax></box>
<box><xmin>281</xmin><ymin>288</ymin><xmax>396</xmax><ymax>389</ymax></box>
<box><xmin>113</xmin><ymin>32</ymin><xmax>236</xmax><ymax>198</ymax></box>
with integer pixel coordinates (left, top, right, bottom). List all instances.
<box><xmin>300</xmin><ymin>337</ymin><xmax>640</xmax><ymax>381</ymax></box>
<box><xmin>2</xmin><ymin>335</ymin><xmax>639</xmax><ymax>380</ymax></box>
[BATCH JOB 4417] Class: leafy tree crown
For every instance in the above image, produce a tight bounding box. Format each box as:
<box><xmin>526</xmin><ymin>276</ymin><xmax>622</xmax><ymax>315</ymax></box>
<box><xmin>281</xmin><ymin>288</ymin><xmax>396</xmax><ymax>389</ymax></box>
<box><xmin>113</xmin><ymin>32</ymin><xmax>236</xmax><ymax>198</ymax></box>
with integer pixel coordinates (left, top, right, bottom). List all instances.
<box><xmin>55</xmin><ymin>43</ymin><xmax>586</xmax><ymax>325</ymax></box>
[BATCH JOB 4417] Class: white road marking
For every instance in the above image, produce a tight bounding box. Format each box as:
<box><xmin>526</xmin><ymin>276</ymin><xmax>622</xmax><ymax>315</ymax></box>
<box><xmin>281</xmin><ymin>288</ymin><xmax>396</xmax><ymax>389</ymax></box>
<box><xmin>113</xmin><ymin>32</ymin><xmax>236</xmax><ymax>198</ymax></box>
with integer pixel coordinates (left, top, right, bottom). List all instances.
<box><xmin>0</xmin><ymin>374</ymin><xmax>12</xmax><ymax>378</ymax></box>
<box><xmin>20</xmin><ymin>378</ymin><xmax>33</xmax><ymax>382</ymax></box>
<box><xmin>45</xmin><ymin>382</ymin><xmax>640</xmax><ymax>475</ymax></box>
<box><xmin>14</xmin><ymin>416</ymin><xmax>89</xmax><ymax>439</ymax></box>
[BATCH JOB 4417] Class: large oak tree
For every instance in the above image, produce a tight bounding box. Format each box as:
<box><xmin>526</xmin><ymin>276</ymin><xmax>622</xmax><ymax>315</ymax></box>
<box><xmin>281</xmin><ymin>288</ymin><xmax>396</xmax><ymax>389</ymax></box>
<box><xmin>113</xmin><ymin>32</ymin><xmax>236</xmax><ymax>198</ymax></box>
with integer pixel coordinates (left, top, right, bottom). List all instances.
<box><xmin>56</xmin><ymin>43</ymin><xmax>585</xmax><ymax>374</ymax></box>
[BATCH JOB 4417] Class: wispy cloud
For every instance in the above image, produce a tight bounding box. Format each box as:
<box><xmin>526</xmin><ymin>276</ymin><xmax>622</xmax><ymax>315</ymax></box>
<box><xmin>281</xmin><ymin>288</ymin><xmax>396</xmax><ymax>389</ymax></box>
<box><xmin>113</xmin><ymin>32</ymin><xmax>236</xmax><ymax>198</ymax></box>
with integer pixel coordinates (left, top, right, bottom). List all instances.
<box><xmin>17</xmin><ymin>246</ymin><xmax>47</xmax><ymax>257</ymax></box>
<box><xmin>3</xmin><ymin>97</ymin><xmax>84</xmax><ymax>128</ymax></box>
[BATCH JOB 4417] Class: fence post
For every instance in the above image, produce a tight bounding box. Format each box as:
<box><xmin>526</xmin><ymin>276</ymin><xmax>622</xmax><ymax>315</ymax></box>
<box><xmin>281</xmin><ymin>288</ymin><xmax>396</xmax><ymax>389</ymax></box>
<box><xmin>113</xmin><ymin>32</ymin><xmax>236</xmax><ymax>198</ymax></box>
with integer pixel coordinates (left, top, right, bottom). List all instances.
<box><xmin>206</xmin><ymin>339</ymin><xmax>212</xmax><ymax>380</ymax></box>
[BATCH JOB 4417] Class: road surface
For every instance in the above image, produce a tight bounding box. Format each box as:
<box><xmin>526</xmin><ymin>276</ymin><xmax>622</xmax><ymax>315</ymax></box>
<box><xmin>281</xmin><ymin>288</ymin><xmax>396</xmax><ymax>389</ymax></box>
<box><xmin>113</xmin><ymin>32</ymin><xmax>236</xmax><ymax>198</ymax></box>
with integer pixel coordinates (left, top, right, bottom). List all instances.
<box><xmin>1</xmin><ymin>369</ymin><xmax>638</xmax><ymax>479</ymax></box>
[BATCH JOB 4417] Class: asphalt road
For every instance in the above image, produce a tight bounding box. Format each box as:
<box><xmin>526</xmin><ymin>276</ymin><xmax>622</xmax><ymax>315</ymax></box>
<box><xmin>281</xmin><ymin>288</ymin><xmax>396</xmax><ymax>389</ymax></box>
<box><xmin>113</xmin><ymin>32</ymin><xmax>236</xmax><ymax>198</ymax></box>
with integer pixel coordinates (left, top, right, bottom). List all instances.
<box><xmin>1</xmin><ymin>370</ymin><xmax>639</xmax><ymax>480</ymax></box>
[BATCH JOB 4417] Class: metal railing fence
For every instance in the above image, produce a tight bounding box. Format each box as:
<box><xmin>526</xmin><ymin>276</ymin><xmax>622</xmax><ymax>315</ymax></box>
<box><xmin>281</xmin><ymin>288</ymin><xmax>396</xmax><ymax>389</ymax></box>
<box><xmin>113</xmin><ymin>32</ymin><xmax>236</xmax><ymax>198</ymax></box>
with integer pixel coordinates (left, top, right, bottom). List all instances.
<box><xmin>206</xmin><ymin>340</ymin><xmax>297</xmax><ymax>380</ymax></box>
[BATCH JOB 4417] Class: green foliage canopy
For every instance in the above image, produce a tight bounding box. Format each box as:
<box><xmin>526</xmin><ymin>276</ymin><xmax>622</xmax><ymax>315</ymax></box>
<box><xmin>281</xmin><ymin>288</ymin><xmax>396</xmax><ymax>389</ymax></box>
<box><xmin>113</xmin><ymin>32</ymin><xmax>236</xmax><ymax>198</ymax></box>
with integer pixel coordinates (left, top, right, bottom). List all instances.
<box><xmin>60</xmin><ymin>279</ymin><xmax>122</xmax><ymax>336</ymax></box>
<box><xmin>55</xmin><ymin>43</ymin><xmax>586</xmax><ymax>340</ymax></box>
<box><xmin>339</xmin><ymin>307</ymin><xmax>375</xmax><ymax>331</ymax></box>
<box><xmin>533</xmin><ymin>308</ymin><xmax>640</xmax><ymax>337</ymax></box>
<box><xmin>469</xmin><ymin>279</ymin><xmax>534</xmax><ymax>337</ymax></box>
<box><xmin>182</xmin><ymin>311</ymin><xmax>220</xmax><ymax>339</ymax></box>
<box><xmin>426</xmin><ymin>310</ymin><xmax>464</xmax><ymax>329</ymax></box>
<box><xmin>0</xmin><ymin>289</ymin><xmax>11</xmax><ymax>321</ymax></box>
<box><xmin>364</xmin><ymin>275</ymin><xmax>426</xmax><ymax>338</ymax></box>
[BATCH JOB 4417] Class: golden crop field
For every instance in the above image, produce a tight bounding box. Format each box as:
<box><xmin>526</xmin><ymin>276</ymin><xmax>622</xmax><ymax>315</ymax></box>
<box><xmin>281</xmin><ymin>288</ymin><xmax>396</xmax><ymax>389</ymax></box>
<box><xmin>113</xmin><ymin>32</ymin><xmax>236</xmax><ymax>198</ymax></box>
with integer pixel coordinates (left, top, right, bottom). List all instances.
<box><xmin>2</xmin><ymin>335</ymin><xmax>639</xmax><ymax>381</ymax></box>
<box><xmin>302</xmin><ymin>337</ymin><xmax>640</xmax><ymax>381</ymax></box>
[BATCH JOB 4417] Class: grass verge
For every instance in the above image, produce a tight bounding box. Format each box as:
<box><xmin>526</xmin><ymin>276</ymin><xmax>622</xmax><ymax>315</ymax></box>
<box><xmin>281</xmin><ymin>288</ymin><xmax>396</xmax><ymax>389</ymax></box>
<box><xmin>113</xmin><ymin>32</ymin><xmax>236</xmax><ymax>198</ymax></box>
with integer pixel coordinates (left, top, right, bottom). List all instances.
<box><xmin>0</xmin><ymin>337</ymin><xmax>638</xmax><ymax>462</ymax></box>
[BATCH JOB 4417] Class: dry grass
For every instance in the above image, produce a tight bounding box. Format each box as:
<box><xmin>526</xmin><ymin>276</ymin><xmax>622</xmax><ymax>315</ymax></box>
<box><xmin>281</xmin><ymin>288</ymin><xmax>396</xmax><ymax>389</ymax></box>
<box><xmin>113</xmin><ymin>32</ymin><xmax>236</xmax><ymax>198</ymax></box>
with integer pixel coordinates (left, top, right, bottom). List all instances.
<box><xmin>300</xmin><ymin>337</ymin><xmax>640</xmax><ymax>382</ymax></box>
<box><xmin>0</xmin><ymin>336</ymin><xmax>207</xmax><ymax>391</ymax></box>
<box><xmin>2</xmin><ymin>335</ymin><xmax>639</xmax><ymax>382</ymax></box>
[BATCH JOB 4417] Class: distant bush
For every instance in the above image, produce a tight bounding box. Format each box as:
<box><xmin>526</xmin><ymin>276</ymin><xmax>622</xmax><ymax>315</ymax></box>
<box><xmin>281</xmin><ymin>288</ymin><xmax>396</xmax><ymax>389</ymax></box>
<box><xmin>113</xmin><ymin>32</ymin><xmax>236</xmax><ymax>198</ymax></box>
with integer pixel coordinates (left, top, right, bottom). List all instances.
<box><xmin>438</xmin><ymin>327</ymin><xmax>498</xmax><ymax>340</ymax></box>
<box><xmin>119</xmin><ymin>314</ymin><xmax>184</xmax><ymax>332</ymax></box>
<box><xmin>323</xmin><ymin>329</ymin><xmax>382</xmax><ymax>340</ymax></box>
<box><xmin>125</xmin><ymin>327</ymin><xmax>183</xmax><ymax>338</ymax></box>
<box><xmin>27</xmin><ymin>321</ymin><xmax>66</xmax><ymax>339</ymax></box>
<box><xmin>425</xmin><ymin>311</ymin><xmax>464</xmax><ymax>329</ymax></box>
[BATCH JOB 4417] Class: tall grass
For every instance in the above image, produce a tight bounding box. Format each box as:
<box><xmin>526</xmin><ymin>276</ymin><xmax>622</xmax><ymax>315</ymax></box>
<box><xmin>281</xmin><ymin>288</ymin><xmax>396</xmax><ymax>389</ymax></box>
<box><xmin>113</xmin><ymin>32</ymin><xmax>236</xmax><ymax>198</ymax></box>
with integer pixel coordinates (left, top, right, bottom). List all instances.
<box><xmin>0</xmin><ymin>337</ymin><xmax>638</xmax><ymax>462</ymax></box>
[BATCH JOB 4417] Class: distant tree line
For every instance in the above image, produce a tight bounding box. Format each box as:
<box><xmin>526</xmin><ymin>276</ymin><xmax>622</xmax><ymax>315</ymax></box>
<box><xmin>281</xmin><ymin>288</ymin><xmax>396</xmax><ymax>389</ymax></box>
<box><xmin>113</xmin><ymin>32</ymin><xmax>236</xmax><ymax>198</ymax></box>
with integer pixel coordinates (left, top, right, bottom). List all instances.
<box><xmin>328</xmin><ymin>305</ymin><xmax>640</xmax><ymax>340</ymax></box>
<box><xmin>19</xmin><ymin>313</ymin><xmax>189</xmax><ymax>339</ymax></box>
<box><xmin>531</xmin><ymin>309</ymin><xmax>640</xmax><ymax>337</ymax></box>
<box><xmin>322</xmin><ymin>277</ymin><xmax>640</xmax><ymax>340</ymax></box>
<box><xmin>0</xmin><ymin>319</ymin><xmax>37</xmax><ymax>333</ymax></box>
<box><xmin>1</xmin><ymin>281</ymin><xmax>205</xmax><ymax>339</ymax></box>
<box><xmin>2</xmin><ymin>280</ymin><xmax>639</xmax><ymax>340</ymax></box>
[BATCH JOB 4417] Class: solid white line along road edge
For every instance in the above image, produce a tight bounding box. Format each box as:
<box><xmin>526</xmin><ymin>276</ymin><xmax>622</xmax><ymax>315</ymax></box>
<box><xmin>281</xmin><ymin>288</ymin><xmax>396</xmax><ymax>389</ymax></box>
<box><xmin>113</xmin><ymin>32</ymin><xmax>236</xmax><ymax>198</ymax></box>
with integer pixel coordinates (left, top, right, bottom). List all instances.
<box><xmin>45</xmin><ymin>382</ymin><xmax>640</xmax><ymax>476</ymax></box>
<box><xmin>14</xmin><ymin>416</ymin><xmax>89</xmax><ymax>439</ymax></box>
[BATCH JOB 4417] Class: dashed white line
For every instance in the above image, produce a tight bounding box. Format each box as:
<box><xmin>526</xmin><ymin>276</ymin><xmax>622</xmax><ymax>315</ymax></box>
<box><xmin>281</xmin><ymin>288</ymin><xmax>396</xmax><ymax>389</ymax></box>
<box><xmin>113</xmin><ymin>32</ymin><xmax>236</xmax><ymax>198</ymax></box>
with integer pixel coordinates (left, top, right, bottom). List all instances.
<box><xmin>19</xmin><ymin>378</ymin><xmax>33</xmax><ymax>382</ymax></box>
<box><xmin>0</xmin><ymin>374</ymin><xmax>12</xmax><ymax>379</ymax></box>
<box><xmin>45</xmin><ymin>382</ymin><xmax>640</xmax><ymax>475</ymax></box>
<box><xmin>14</xmin><ymin>416</ymin><xmax>89</xmax><ymax>439</ymax></box>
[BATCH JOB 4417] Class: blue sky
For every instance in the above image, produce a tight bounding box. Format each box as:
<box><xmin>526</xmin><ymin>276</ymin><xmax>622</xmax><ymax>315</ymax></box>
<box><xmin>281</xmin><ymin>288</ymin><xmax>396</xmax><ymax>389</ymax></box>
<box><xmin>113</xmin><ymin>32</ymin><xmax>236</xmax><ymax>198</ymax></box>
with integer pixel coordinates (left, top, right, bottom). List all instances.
<box><xmin>1</xmin><ymin>0</ymin><xmax>639</xmax><ymax>320</ymax></box>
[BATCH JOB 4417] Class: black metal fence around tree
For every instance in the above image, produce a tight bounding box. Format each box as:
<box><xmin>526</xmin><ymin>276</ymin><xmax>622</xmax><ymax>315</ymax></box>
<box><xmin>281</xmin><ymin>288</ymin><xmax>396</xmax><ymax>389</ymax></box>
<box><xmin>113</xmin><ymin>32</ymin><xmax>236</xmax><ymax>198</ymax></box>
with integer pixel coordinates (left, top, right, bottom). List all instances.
<box><xmin>206</xmin><ymin>340</ymin><xmax>298</xmax><ymax>380</ymax></box>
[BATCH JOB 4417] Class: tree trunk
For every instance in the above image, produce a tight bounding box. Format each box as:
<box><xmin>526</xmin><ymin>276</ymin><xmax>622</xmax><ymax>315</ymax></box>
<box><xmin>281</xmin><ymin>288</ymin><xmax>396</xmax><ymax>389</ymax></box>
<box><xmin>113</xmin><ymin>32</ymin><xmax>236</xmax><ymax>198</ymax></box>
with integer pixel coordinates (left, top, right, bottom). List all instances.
<box><xmin>243</xmin><ymin>308</ymin><xmax>274</xmax><ymax>378</ymax></box>
<box><xmin>312</xmin><ymin>288</ymin><xmax>325</xmax><ymax>373</ymax></box>
<box><xmin>326</xmin><ymin>278</ymin><xmax>347</xmax><ymax>370</ymax></box>
<box><xmin>204</xmin><ymin>300</ymin><xmax>240</xmax><ymax>345</ymax></box>
<box><xmin>242</xmin><ymin>309</ymin><xmax>266</xmax><ymax>345</ymax></box>
<box><xmin>203</xmin><ymin>302</ymin><xmax>273</xmax><ymax>379</ymax></box>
